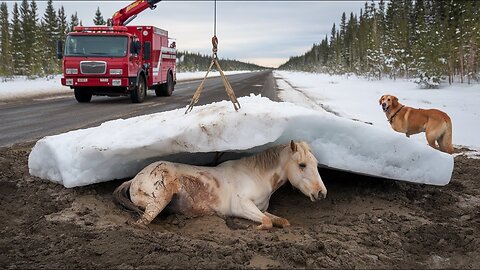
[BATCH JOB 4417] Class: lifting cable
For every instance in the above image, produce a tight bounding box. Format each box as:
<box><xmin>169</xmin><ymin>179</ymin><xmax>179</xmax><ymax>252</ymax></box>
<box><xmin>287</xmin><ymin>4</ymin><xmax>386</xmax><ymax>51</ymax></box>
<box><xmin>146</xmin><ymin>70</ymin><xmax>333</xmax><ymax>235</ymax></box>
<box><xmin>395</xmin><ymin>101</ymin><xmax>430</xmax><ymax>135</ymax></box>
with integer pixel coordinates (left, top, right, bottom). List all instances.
<box><xmin>185</xmin><ymin>0</ymin><xmax>241</xmax><ymax>114</ymax></box>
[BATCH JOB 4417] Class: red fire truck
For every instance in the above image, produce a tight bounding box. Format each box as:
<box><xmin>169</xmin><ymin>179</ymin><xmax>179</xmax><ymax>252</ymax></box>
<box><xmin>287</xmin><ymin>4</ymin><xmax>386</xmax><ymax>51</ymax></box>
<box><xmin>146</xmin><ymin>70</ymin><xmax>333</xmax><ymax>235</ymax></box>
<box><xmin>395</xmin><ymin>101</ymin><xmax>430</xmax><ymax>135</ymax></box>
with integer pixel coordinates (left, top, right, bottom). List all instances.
<box><xmin>58</xmin><ymin>0</ymin><xmax>176</xmax><ymax>103</ymax></box>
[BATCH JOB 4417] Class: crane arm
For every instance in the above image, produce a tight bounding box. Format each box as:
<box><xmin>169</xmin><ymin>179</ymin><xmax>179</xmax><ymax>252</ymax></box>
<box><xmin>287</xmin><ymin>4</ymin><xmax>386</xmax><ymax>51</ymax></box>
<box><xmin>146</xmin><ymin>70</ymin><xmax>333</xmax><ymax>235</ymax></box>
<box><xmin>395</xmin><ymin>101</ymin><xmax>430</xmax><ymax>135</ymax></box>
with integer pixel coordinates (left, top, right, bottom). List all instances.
<box><xmin>111</xmin><ymin>0</ymin><xmax>162</xmax><ymax>26</ymax></box>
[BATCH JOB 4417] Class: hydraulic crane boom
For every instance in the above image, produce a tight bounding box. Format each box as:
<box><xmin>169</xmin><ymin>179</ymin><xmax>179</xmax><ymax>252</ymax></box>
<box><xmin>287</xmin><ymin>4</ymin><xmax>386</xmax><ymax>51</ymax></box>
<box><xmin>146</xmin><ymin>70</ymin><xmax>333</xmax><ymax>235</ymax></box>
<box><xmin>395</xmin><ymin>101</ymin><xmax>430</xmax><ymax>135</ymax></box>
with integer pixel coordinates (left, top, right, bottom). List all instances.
<box><xmin>111</xmin><ymin>0</ymin><xmax>162</xmax><ymax>26</ymax></box>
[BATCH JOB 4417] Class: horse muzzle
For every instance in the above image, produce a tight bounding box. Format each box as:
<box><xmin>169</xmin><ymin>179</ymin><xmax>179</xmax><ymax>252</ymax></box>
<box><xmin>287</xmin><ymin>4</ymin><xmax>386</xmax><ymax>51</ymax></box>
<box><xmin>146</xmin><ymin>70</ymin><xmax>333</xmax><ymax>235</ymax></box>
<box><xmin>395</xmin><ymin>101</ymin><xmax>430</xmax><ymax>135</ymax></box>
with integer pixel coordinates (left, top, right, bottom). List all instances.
<box><xmin>310</xmin><ymin>190</ymin><xmax>327</xmax><ymax>202</ymax></box>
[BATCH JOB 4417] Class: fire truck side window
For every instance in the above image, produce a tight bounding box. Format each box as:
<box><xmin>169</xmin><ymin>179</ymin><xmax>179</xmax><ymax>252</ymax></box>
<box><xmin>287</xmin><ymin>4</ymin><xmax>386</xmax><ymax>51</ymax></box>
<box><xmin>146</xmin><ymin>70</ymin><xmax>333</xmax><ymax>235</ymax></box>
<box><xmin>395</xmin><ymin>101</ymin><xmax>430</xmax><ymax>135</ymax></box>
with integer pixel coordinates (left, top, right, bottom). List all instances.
<box><xmin>144</xmin><ymin>42</ymin><xmax>151</xmax><ymax>60</ymax></box>
<box><xmin>130</xmin><ymin>38</ymin><xmax>137</xmax><ymax>55</ymax></box>
<box><xmin>129</xmin><ymin>37</ymin><xmax>142</xmax><ymax>56</ymax></box>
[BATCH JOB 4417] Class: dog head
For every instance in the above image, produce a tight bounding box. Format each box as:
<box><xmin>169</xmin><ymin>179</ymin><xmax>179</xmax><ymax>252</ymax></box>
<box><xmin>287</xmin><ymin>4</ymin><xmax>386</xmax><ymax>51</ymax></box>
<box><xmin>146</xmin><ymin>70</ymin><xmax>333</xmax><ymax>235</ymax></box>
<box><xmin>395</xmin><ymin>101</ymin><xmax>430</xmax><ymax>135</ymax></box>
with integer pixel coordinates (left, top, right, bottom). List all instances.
<box><xmin>379</xmin><ymin>95</ymin><xmax>398</xmax><ymax>112</ymax></box>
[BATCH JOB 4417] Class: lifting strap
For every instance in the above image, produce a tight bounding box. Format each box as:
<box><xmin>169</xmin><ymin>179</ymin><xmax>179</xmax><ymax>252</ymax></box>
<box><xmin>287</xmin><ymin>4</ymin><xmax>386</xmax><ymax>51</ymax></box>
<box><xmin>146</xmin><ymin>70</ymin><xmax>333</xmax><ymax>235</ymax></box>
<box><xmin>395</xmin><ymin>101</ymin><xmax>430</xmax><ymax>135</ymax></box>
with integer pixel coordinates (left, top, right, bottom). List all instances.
<box><xmin>185</xmin><ymin>0</ymin><xmax>241</xmax><ymax>114</ymax></box>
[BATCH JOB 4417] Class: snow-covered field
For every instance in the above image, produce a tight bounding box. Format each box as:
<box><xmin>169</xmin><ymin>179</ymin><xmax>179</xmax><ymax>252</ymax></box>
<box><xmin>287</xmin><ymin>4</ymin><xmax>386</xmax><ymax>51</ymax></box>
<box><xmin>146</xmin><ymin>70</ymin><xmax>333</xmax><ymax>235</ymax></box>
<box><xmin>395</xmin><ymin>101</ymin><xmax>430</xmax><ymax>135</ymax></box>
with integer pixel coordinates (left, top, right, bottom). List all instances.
<box><xmin>275</xmin><ymin>71</ymin><xmax>480</xmax><ymax>151</ymax></box>
<box><xmin>0</xmin><ymin>71</ymin><xmax>253</xmax><ymax>101</ymax></box>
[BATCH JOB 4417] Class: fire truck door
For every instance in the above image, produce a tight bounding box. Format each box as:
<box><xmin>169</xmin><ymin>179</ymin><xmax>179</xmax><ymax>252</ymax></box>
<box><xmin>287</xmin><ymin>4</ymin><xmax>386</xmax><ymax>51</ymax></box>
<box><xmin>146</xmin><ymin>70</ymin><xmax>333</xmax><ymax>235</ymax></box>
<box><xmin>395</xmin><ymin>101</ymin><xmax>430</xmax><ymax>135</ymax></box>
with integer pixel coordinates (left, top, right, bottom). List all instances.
<box><xmin>129</xmin><ymin>37</ymin><xmax>140</xmax><ymax>76</ymax></box>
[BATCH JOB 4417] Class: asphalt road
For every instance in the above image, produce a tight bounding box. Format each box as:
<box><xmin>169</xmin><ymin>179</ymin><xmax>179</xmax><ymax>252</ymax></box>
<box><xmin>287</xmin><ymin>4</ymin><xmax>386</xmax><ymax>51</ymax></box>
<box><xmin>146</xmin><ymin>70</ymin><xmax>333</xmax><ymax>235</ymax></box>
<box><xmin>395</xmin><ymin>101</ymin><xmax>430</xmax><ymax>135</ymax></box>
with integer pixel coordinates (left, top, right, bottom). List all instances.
<box><xmin>0</xmin><ymin>70</ymin><xmax>277</xmax><ymax>148</ymax></box>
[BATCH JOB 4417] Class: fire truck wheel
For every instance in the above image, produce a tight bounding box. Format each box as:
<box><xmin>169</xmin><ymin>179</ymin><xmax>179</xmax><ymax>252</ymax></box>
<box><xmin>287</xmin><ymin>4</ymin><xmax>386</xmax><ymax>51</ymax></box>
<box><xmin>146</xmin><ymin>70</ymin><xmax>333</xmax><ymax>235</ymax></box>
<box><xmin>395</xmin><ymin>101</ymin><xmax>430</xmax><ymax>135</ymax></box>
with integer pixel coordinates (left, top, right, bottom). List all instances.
<box><xmin>155</xmin><ymin>73</ymin><xmax>174</xmax><ymax>97</ymax></box>
<box><xmin>131</xmin><ymin>76</ymin><xmax>146</xmax><ymax>103</ymax></box>
<box><xmin>165</xmin><ymin>73</ymin><xmax>174</xmax><ymax>96</ymax></box>
<box><xmin>74</xmin><ymin>88</ymin><xmax>92</xmax><ymax>103</ymax></box>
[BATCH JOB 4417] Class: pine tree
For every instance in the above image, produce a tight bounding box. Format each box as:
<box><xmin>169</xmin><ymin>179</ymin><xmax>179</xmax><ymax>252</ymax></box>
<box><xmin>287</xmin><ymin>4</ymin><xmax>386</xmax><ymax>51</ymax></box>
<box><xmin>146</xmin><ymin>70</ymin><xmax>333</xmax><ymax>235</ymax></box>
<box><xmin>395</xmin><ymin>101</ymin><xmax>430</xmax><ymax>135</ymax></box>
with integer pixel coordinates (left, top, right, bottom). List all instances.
<box><xmin>41</xmin><ymin>0</ymin><xmax>59</xmax><ymax>75</ymax></box>
<box><xmin>29</xmin><ymin>0</ymin><xmax>42</xmax><ymax>75</ymax></box>
<box><xmin>58</xmin><ymin>6</ymin><xmax>67</xmax><ymax>42</ymax></box>
<box><xmin>11</xmin><ymin>3</ymin><xmax>24</xmax><ymax>75</ymax></box>
<box><xmin>20</xmin><ymin>0</ymin><xmax>34</xmax><ymax>75</ymax></box>
<box><xmin>462</xmin><ymin>0</ymin><xmax>479</xmax><ymax>83</ymax></box>
<box><xmin>68</xmin><ymin>12</ymin><xmax>79</xmax><ymax>33</ymax></box>
<box><xmin>57</xmin><ymin>6</ymin><xmax>67</xmax><ymax>71</ymax></box>
<box><xmin>0</xmin><ymin>2</ymin><xmax>11</xmax><ymax>76</ymax></box>
<box><xmin>93</xmin><ymin>7</ymin><xmax>106</xmax><ymax>25</ymax></box>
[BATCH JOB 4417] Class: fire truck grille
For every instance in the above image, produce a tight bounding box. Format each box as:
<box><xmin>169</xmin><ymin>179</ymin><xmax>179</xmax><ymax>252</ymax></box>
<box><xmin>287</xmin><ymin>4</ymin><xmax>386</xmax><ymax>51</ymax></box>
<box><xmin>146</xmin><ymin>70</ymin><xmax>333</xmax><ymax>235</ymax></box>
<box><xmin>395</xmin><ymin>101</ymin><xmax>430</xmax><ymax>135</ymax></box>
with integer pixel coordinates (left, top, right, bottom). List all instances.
<box><xmin>80</xmin><ymin>61</ymin><xmax>107</xmax><ymax>75</ymax></box>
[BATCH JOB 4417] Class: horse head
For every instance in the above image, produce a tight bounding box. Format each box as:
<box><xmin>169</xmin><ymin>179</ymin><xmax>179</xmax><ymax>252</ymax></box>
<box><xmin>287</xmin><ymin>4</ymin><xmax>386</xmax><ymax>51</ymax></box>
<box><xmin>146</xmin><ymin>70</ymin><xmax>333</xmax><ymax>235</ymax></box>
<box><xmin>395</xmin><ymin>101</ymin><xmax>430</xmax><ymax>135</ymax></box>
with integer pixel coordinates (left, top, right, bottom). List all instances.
<box><xmin>286</xmin><ymin>140</ymin><xmax>327</xmax><ymax>201</ymax></box>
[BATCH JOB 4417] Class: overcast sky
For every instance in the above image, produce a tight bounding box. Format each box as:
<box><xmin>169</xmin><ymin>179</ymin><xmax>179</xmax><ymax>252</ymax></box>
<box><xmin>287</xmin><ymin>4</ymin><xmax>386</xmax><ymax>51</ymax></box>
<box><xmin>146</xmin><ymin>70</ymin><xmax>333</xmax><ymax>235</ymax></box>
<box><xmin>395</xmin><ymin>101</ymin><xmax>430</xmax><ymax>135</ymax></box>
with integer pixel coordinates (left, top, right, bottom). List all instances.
<box><xmin>7</xmin><ymin>1</ymin><xmax>367</xmax><ymax>67</ymax></box>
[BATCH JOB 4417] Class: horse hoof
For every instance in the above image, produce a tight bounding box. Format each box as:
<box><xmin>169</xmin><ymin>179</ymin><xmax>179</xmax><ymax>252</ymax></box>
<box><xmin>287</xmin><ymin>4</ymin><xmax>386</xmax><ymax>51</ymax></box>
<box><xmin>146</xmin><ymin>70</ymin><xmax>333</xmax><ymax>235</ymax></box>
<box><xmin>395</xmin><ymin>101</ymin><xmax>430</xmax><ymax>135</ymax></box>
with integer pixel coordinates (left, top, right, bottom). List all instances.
<box><xmin>127</xmin><ymin>219</ymin><xmax>149</xmax><ymax>230</ymax></box>
<box><xmin>279</xmin><ymin>219</ymin><xmax>290</xmax><ymax>228</ymax></box>
<box><xmin>256</xmin><ymin>223</ymin><xmax>273</xmax><ymax>230</ymax></box>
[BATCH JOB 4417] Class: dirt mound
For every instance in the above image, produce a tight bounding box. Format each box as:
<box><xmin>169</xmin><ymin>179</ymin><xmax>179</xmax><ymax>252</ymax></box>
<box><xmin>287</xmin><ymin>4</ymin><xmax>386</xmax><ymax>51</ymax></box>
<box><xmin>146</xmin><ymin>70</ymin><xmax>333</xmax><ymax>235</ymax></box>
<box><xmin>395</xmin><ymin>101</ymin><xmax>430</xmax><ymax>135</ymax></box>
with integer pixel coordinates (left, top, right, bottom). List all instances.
<box><xmin>1</xmin><ymin>142</ymin><xmax>479</xmax><ymax>268</ymax></box>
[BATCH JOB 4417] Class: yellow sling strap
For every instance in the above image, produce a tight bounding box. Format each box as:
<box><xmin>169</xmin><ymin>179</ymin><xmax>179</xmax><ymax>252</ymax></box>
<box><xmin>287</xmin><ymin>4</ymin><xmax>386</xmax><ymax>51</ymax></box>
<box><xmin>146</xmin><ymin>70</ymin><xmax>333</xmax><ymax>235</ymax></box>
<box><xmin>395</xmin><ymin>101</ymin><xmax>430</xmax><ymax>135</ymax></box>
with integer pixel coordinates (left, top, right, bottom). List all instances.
<box><xmin>185</xmin><ymin>36</ymin><xmax>241</xmax><ymax>114</ymax></box>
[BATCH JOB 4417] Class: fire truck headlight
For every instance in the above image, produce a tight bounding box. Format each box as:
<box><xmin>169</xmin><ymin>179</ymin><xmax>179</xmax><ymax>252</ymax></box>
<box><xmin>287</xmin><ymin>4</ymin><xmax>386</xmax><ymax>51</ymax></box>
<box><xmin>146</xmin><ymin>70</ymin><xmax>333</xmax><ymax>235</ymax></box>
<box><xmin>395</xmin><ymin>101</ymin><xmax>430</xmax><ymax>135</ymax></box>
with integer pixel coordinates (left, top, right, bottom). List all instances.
<box><xmin>66</xmin><ymin>68</ymin><xmax>78</xmax><ymax>75</ymax></box>
<box><xmin>110</xmin><ymin>69</ymin><xmax>123</xmax><ymax>75</ymax></box>
<box><xmin>66</xmin><ymin>79</ymin><xmax>73</xmax><ymax>86</ymax></box>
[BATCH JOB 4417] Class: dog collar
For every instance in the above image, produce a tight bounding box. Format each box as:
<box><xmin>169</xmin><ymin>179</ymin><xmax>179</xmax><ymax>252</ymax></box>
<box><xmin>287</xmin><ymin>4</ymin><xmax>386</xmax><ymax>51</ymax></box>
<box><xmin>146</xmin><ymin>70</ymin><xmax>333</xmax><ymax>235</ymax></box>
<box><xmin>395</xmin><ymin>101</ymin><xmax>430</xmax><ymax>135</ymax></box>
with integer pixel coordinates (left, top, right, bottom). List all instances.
<box><xmin>388</xmin><ymin>105</ymin><xmax>405</xmax><ymax>124</ymax></box>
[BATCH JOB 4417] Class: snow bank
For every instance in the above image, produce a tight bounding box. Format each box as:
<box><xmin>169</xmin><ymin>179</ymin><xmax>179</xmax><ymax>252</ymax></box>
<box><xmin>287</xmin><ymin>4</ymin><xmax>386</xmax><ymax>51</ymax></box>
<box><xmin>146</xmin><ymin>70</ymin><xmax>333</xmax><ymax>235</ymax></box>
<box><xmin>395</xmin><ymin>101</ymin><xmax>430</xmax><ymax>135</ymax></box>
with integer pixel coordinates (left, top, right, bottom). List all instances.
<box><xmin>0</xmin><ymin>71</ymin><xmax>254</xmax><ymax>101</ymax></box>
<box><xmin>29</xmin><ymin>95</ymin><xmax>453</xmax><ymax>188</ymax></box>
<box><xmin>0</xmin><ymin>75</ymin><xmax>71</xmax><ymax>101</ymax></box>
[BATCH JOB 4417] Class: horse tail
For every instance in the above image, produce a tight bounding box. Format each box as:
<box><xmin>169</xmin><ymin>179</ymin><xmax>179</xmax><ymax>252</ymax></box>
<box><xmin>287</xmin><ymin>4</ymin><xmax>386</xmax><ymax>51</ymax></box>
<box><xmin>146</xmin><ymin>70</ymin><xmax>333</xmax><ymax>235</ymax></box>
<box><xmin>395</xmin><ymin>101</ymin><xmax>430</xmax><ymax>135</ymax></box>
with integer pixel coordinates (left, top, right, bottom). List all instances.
<box><xmin>113</xmin><ymin>180</ymin><xmax>143</xmax><ymax>216</ymax></box>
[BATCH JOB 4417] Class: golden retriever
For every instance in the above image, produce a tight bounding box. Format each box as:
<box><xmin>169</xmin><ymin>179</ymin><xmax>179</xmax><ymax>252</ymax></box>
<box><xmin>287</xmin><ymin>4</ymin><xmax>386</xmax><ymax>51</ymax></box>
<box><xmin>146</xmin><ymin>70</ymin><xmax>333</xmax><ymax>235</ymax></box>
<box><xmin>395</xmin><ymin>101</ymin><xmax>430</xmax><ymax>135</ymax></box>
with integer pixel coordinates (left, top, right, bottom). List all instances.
<box><xmin>379</xmin><ymin>94</ymin><xmax>453</xmax><ymax>154</ymax></box>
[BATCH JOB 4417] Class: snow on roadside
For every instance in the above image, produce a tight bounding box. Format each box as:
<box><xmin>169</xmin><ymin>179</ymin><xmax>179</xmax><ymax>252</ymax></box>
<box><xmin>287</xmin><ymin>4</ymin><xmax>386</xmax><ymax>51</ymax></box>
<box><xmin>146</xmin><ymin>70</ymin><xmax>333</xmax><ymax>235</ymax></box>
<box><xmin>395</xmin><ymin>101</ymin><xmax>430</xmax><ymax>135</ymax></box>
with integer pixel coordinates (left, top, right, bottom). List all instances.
<box><xmin>0</xmin><ymin>70</ymin><xmax>255</xmax><ymax>102</ymax></box>
<box><xmin>0</xmin><ymin>75</ymin><xmax>71</xmax><ymax>101</ymax></box>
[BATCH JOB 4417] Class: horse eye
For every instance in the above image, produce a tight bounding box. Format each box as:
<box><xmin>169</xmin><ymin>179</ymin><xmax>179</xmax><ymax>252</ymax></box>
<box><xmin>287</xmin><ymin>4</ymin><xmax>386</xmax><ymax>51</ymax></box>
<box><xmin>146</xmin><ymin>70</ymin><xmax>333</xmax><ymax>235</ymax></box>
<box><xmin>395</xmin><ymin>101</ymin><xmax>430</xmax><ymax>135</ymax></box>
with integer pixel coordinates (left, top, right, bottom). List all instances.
<box><xmin>299</xmin><ymin>163</ymin><xmax>306</xmax><ymax>168</ymax></box>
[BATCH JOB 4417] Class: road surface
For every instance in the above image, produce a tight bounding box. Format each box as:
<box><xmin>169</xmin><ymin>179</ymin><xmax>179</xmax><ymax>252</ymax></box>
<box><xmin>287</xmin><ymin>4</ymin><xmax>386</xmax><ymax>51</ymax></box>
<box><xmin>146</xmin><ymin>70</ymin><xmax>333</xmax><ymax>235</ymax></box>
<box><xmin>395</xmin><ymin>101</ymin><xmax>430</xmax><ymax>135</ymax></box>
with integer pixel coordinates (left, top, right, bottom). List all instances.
<box><xmin>0</xmin><ymin>70</ymin><xmax>277</xmax><ymax>147</ymax></box>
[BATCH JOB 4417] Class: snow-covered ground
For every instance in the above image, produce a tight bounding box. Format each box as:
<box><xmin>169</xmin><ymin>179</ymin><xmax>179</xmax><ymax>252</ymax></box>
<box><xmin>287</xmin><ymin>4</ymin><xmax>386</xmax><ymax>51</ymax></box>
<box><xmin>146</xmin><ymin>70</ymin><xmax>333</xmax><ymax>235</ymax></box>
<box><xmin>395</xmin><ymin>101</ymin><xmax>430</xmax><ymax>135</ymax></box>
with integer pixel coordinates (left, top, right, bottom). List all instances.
<box><xmin>0</xmin><ymin>71</ymin><xmax>253</xmax><ymax>101</ymax></box>
<box><xmin>0</xmin><ymin>75</ymin><xmax>71</xmax><ymax>101</ymax></box>
<box><xmin>275</xmin><ymin>71</ymin><xmax>480</xmax><ymax>151</ymax></box>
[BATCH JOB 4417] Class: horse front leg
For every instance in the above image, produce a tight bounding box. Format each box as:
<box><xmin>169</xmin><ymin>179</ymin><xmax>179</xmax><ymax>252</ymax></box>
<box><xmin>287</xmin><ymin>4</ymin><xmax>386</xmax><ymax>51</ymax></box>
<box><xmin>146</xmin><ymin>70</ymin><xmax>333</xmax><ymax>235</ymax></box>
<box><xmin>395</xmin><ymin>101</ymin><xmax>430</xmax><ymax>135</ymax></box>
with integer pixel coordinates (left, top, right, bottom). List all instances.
<box><xmin>264</xmin><ymin>212</ymin><xmax>290</xmax><ymax>228</ymax></box>
<box><xmin>234</xmin><ymin>199</ymin><xmax>273</xmax><ymax>230</ymax></box>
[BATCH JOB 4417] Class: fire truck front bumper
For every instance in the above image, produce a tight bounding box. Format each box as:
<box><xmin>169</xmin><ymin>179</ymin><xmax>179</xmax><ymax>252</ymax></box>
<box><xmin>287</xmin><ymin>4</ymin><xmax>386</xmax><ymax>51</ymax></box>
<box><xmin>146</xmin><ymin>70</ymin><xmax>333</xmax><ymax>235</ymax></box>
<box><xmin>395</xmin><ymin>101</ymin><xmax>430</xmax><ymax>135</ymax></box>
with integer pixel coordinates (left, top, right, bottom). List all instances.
<box><xmin>61</xmin><ymin>77</ymin><xmax>129</xmax><ymax>88</ymax></box>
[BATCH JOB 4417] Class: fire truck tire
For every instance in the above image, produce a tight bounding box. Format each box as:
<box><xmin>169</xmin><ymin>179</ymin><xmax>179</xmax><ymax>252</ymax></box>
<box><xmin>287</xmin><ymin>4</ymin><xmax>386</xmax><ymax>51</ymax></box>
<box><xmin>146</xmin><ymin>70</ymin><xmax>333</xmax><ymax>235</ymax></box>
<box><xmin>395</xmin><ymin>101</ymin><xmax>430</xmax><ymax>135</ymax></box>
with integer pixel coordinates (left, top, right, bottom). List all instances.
<box><xmin>74</xmin><ymin>88</ymin><xmax>92</xmax><ymax>103</ymax></box>
<box><xmin>131</xmin><ymin>75</ymin><xmax>146</xmax><ymax>103</ymax></box>
<box><xmin>155</xmin><ymin>73</ymin><xmax>174</xmax><ymax>97</ymax></box>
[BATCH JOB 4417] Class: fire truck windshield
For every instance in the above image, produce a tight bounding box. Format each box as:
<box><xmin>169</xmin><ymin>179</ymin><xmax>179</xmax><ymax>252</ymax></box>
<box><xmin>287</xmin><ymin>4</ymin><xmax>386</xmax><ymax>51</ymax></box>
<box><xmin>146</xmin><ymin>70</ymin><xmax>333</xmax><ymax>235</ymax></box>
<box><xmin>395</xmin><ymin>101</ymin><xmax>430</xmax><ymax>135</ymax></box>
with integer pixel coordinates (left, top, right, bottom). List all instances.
<box><xmin>65</xmin><ymin>35</ymin><xmax>128</xmax><ymax>57</ymax></box>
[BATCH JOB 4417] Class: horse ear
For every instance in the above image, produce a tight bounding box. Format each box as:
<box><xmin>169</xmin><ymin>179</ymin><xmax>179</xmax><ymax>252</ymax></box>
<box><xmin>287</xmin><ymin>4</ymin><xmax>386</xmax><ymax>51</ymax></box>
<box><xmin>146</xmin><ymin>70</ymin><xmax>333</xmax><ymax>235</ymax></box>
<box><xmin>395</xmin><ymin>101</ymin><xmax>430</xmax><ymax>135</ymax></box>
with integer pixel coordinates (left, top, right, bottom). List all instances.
<box><xmin>290</xmin><ymin>140</ymin><xmax>297</xmax><ymax>152</ymax></box>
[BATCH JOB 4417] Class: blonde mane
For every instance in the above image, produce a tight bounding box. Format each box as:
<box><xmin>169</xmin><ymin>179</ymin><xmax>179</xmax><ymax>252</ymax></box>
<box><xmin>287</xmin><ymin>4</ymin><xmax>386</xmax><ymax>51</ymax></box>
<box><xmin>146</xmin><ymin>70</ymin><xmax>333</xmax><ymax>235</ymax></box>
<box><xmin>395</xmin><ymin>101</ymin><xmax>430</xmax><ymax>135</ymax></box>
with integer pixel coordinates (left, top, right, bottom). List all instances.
<box><xmin>243</xmin><ymin>144</ymin><xmax>285</xmax><ymax>172</ymax></box>
<box><xmin>243</xmin><ymin>142</ymin><xmax>313</xmax><ymax>172</ymax></box>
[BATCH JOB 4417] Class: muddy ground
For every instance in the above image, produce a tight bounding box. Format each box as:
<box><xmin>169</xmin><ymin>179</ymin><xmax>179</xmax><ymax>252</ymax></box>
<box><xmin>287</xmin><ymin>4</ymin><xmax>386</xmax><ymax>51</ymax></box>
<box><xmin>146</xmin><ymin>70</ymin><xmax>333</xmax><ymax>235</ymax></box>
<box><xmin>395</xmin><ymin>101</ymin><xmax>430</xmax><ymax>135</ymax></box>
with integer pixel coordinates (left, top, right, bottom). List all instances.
<box><xmin>0</xmin><ymin>142</ymin><xmax>479</xmax><ymax>269</ymax></box>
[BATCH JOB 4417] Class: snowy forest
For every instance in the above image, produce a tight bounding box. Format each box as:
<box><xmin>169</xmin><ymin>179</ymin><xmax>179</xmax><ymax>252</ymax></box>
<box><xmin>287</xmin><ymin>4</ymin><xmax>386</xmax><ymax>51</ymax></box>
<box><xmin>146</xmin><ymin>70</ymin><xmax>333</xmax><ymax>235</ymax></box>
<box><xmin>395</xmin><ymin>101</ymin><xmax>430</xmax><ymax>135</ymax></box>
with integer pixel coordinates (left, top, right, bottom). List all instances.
<box><xmin>279</xmin><ymin>0</ymin><xmax>479</xmax><ymax>87</ymax></box>
<box><xmin>176</xmin><ymin>51</ymin><xmax>265</xmax><ymax>72</ymax></box>
<box><xmin>0</xmin><ymin>0</ymin><xmax>261</xmax><ymax>78</ymax></box>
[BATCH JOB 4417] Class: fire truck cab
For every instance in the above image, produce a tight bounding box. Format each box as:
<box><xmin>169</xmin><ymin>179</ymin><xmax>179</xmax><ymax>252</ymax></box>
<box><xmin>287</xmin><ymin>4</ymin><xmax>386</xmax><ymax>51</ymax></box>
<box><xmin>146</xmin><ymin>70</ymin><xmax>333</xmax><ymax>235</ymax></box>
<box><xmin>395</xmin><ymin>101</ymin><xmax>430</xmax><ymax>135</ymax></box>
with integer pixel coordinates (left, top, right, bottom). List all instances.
<box><xmin>58</xmin><ymin>0</ymin><xmax>176</xmax><ymax>103</ymax></box>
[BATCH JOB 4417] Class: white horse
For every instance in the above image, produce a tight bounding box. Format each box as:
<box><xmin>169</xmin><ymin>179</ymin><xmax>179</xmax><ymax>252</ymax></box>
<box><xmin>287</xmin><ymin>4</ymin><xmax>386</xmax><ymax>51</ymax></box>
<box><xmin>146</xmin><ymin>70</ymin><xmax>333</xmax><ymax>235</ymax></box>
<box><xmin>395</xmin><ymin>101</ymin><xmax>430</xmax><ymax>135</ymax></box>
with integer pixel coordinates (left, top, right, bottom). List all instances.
<box><xmin>113</xmin><ymin>140</ymin><xmax>327</xmax><ymax>229</ymax></box>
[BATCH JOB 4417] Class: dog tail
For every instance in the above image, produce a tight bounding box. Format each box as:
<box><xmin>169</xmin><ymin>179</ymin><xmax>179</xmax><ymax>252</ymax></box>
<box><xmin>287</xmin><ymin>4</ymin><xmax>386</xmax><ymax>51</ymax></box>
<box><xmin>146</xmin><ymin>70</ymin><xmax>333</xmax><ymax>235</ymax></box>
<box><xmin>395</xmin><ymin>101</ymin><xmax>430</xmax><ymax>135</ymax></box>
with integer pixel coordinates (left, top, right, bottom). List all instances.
<box><xmin>439</xmin><ymin>115</ymin><xmax>454</xmax><ymax>154</ymax></box>
<box><xmin>113</xmin><ymin>180</ymin><xmax>143</xmax><ymax>216</ymax></box>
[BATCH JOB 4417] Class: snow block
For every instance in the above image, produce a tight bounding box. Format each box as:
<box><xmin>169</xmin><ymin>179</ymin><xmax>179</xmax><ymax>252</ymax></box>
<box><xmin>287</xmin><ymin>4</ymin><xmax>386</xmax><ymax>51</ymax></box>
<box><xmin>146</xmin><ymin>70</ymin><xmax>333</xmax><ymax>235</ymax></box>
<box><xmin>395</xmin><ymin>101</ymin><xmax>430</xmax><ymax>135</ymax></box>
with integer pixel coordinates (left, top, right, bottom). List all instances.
<box><xmin>28</xmin><ymin>95</ymin><xmax>453</xmax><ymax>188</ymax></box>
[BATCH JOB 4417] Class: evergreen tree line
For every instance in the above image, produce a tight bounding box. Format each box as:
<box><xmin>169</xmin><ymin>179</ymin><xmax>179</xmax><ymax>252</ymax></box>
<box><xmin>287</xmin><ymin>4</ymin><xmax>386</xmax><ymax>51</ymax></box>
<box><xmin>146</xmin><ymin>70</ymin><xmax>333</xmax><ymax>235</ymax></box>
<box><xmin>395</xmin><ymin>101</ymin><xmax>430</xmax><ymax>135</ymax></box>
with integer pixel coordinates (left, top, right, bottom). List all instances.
<box><xmin>0</xmin><ymin>0</ymin><xmax>85</xmax><ymax>77</ymax></box>
<box><xmin>177</xmin><ymin>51</ymin><xmax>266</xmax><ymax>72</ymax></box>
<box><xmin>279</xmin><ymin>0</ymin><xmax>479</xmax><ymax>87</ymax></box>
<box><xmin>0</xmin><ymin>1</ymin><xmax>114</xmax><ymax>77</ymax></box>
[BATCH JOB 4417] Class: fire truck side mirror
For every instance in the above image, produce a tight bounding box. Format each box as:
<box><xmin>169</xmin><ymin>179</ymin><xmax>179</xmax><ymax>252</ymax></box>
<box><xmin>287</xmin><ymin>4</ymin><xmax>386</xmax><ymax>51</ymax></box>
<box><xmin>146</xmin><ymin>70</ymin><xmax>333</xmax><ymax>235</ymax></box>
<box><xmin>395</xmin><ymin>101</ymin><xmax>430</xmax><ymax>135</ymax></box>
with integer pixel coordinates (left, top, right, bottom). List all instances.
<box><xmin>56</xmin><ymin>40</ymin><xmax>63</xmax><ymax>60</ymax></box>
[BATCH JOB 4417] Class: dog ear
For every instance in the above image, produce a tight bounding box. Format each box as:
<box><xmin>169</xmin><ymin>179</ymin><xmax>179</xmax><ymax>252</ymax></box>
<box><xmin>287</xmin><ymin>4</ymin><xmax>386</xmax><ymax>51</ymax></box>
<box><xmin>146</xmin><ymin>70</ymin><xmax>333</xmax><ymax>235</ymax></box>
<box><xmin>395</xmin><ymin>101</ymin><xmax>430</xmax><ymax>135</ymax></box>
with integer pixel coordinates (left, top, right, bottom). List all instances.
<box><xmin>379</xmin><ymin>95</ymin><xmax>384</xmax><ymax>105</ymax></box>
<box><xmin>392</xmin><ymin>96</ymin><xmax>398</xmax><ymax>107</ymax></box>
